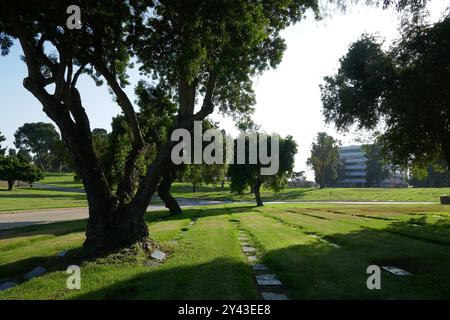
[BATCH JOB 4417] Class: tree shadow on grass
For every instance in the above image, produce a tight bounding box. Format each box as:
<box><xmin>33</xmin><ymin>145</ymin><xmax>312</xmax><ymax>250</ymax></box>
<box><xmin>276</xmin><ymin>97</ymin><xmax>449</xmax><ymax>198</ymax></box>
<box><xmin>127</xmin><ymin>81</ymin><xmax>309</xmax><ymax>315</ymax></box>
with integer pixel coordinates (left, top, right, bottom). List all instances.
<box><xmin>74</xmin><ymin>257</ymin><xmax>258</xmax><ymax>300</ymax></box>
<box><xmin>261</xmin><ymin>226</ymin><xmax>450</xmax><ymax>299</ymax></box>
<box><xmin>144</xmin><ymin>205</ymin><xmax>259</xmax><ymax>224</ymax></box>
<box><xmin>0</xmin><ymin>246</ymin><xmax>85</xmax><ymax>281</ymax></box>
<box><xmin>382</xmin><ymin>216</ymin><xmax>450</xmax><ymax>246</ymax></box>
<box><xmin>3</xmin><ymin>214</ymin><xmax>450</xmax><ymax>299</ymax></box>
<box><xmin>0</xmin><ymin>220</ymin><xmax>86</xmax><ymax>241</ymax></box>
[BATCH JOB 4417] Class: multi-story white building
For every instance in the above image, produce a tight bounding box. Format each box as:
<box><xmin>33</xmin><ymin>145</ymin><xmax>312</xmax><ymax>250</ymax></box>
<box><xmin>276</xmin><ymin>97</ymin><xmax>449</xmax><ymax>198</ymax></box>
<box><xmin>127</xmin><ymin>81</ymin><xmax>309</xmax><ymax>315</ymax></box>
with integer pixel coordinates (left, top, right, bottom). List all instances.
<box><xmin>338</xmin><ymin>145</ymin><xmax>406</xmax><ymax>188</ymax></box>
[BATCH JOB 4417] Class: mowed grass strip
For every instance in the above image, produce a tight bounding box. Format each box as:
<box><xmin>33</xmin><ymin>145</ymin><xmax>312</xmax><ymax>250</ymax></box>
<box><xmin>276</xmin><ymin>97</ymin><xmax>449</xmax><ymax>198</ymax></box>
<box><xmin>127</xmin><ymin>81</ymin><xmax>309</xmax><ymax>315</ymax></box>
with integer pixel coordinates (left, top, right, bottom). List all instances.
<box><xmin>263</xmin><ymin>205</ymin><xmax>450</xmax><ymax>246</ymax></box>
<box><xmin>0</xmin><ymin>208</ymin><xmax>257</xmax><ymax>300</ymax></box>
<box><xmin>171</xmin><ymin>182</ymin><xmax>450</xmax><ymax>202</ymax></box>
<box><xmin>0</xmin><ymin>188</ymin><xmax>87</xmax><ymax>212</ymax></box>
<box><xmin>237</xmin><ymin>205</ymin><xmax>450</xmax><ymax>299</ymax></box>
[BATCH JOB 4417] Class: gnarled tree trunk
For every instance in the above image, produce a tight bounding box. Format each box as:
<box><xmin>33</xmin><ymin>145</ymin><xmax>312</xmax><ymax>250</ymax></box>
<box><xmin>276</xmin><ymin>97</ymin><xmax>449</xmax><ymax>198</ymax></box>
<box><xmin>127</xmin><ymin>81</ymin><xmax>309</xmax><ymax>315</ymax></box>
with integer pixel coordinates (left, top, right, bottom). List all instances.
<box><xmin>158</xmin><ymin>168</ymin><xmax>182</xmax><ymax>215</ymax></box>
<box><xmin>254</xmin><ymin>178</ymin><xmax>263</xmax><ymax>207</ymax></box>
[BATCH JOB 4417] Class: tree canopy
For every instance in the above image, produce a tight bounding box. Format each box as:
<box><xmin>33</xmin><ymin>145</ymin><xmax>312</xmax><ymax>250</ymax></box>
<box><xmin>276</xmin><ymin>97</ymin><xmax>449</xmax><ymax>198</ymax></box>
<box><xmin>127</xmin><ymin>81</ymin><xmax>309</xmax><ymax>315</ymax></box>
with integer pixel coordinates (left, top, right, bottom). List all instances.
<box><xmin>362</xmin><ymin>142</ymin><xmax>389</xmax><ymax>187</ymax></box>
<box><xmin>14</xmin><ymin>122</ymin><xmax>65</xmax><ymax>171</ymax></box>
<box><xmin>0</xmin><ymin>131</ymin><xmax>6</xmax><ymax>155</ymax></box>
<box><xmin>229</xmin><ymin>134</ymin><xmax>297</xmax><ymax>206</ymax></box>
<box><xmin>321</xmin><ymin>14</ymin><xmax>450</xmax><ymax>170</ymax></box>
<box><xmin>307</xmin><ymin>132</ymin><xmax>342</xmax><ymax>188</ymax></box>
<box><xmin>0</xmin><ymin>154</ymin><xmax>44</xmax><ymax>190</ymax></box>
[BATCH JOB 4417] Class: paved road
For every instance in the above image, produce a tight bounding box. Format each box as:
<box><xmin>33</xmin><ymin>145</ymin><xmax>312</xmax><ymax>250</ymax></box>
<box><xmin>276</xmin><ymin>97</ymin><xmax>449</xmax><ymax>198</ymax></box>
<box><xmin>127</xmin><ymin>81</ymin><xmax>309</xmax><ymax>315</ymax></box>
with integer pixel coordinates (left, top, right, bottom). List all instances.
<box><xmin>0</xmin><ymin>198</ymin><xmax>230</xmax><ymax>231</ymax></box>
<box><xmin>0</xmin><ymin>198</ymin><xmax>436</xmax><ymax>231</ymax></box>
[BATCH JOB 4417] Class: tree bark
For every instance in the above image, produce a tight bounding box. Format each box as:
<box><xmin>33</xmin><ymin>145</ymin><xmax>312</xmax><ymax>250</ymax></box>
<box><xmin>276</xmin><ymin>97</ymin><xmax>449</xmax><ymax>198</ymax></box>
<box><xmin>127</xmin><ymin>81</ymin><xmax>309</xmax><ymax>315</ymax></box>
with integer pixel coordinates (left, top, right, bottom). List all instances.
<box><xmin>193</xmin><ymin>181</ymin><xmax>197</xmax><ymax>193</ymax></box>
<box><xmin>158</xmin><ymin>169</ymin><xmax>182</xmax><ymax>215</ymax></box>
<box><xmin>7</xmin><ymin>180</ymin><xmax>15</xmax><ymax>191</ymax></box>
<box><xmin>83</xmin><ymin>200</ymin><xmax>150</xmax><ymax>253</ymax></box>
<box><xmin>254</xmin><ymin>178</ymin><xmax>263</xmax><ymax>206</ymax></box>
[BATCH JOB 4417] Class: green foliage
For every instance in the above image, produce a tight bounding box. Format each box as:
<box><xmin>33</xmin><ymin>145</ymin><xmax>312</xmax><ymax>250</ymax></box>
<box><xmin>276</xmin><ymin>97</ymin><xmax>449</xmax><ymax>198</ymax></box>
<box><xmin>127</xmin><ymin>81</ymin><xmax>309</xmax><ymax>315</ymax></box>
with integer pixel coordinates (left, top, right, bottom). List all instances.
<box><xmin>0</xmin><ymin>131</ymin><xmax>6</xmax><ymax>155</ymax></box>
<box><xmin>410</xmin><ymin>161</ymin><xmax>450</xmax><ymax>187</ymax></box>
<box><xmin>362</xmin><ymin>142</ymin><xmax>389</xmax><ymax>187</ymax></box>
<box><xmin>321</xmin><ymin>15</ymin><xmax>450</xmax><ymax>169</ymax></box>
<box><xmin>14</xmin><ymin>122</ymin><xmax>67</xmax><ymax>172</ymax></box>
<box><xmin>0</xmin><ymin>154</ymin><xmax>44</xmax><ymax>189</ymax></box>
<box><xmin>307</xmin><ymin>132</ymin><xmax>342</xmax><ymax>188</ymax></box>
<box><xmin>136</xmin><ymin>0</ymin><xmax>320</xmax><ymax>120</ymax></box>
<box><xmin>102</xmin><ymin>83</ymin><xmax>178</xmax><ymax>186</ymax></box>
<box><xmin>228</xmin><ymin>134</ymin><xmax>298</xmax><ymax>195</ymax></box>
<box><xmin>181</xmin><ymin>163</ymin><xmax>228</xmax><ymax>192</ymax></box>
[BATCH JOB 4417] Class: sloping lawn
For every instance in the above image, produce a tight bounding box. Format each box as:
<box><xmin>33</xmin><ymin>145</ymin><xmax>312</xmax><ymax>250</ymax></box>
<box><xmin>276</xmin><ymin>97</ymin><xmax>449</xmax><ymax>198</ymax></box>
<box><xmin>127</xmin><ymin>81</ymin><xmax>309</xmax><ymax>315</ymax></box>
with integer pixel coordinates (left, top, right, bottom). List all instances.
<box><xmin>1</xmin><ymin>203</ymin><xmax>450</xmax><ymax>299</ymax></box>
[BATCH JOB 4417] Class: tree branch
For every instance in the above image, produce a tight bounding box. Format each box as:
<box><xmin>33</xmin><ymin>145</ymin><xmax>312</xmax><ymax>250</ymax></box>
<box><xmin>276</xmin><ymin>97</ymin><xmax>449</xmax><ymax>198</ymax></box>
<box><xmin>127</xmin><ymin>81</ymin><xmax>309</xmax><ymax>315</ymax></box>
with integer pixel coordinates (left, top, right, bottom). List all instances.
<box><xmin>9</xmin><ymin>15</ymin><xmax>41</xmax><ymax>80</ymax></box>
<box><xmin>94</xmin><ymin>61</ymin><xmax>144</xmax><ymax>147</ymax></box>
<box><xmin>72</xmin><ymin>63</ymin><xmax>87</xmax><ymax>88</ymax></box>
<box><xmin>177</xmin><ymin>71</ymin><xmax>217</xmax><ymax>128</ymax></box>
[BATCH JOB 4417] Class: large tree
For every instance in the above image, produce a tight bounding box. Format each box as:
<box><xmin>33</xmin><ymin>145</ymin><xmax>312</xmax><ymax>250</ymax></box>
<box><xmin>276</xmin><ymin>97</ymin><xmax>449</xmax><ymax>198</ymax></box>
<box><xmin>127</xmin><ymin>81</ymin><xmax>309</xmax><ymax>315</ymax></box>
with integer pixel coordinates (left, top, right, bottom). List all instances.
<box><xmin>0</xmin><ymin>154</ymin><xmax>43</xmax><ymax>190</ymax></box>
<box><xmin>307</xmin><ymin>132</ymin><xmax>342</xmax><ymax>188</ymax></box>
<box><xmin>362</xmin><ymin>142</ymin><xmax>389</xmax><ymax>187</ymax></box>
<box><xmin>0</xmin><ymin>0</ymin><xmax>318</xmax><ymax>253</ymax></box>
<box><xmin>321</xmin><ymin>14</ymin><xmax>450</xmax><ymax>171</ymax></box>
<box><xmin>14</xmin><ymin>122</ymin><xmax>63</xmax><ymax>171</ymax></box>
<box><xmin>409</xmin><ymin>160</ymin><xmax>450</xmax><ymax>187</ymax></box>
<box><xmin>229</xmin><ymin>134</ymin><xmax>297</xmax><ymax>206</ymax></box>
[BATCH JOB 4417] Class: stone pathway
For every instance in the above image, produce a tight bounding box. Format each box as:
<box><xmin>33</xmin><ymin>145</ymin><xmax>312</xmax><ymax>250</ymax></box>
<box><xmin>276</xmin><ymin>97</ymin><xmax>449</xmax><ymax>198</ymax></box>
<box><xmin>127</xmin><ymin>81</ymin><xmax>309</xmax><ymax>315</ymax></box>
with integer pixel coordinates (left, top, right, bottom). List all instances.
<box><xmin>230</xmin><ymin>220</ymin><xmax>290</xmax><ymax>301</ymax></box>
<box><xmin>143</xmin><ymin>217</ymin><xmax>199</xmax><ymax>267</ymax></box>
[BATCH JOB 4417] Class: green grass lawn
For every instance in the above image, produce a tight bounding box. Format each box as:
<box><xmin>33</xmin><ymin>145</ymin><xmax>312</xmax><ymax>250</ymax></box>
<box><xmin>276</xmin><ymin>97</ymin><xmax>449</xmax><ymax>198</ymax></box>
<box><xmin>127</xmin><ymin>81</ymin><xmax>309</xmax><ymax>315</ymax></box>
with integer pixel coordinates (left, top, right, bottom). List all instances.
<box><xmin>1</xmin><ymin>203</ymin><xmax>450</xmax><ymax>299</ymax></box>
<box><xmin>29</xmin><ymin>172</ymin><xmax>450</xmax><ymax>205</ymax></box>
<box><xmin>171</xmin><ymin>182</ymin><xmax>449</xmax><ymax>202</ymax></box>
<box><xmin>1</xmin><ymin>172</ymin><xmax>447</xmax><ymax>214</ymax></box>
<box><xmin>39</xmin><ymin>172</ymin><xmax>84</xmax><ymax>189</ymax></box>
<box><xmin>0</xmin><ymin>188</ymin><xmax>87</xmax><ymax>212</ymax></box>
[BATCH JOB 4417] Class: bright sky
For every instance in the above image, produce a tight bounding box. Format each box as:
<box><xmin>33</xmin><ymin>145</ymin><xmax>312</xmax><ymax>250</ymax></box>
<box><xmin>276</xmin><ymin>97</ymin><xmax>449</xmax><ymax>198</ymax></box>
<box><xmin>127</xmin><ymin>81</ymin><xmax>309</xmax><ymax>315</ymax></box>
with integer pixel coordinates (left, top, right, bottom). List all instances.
<box><xmin>0</xmin><ymin>1</ymin><xmax>449</xmax><ymax>180</ymax></box>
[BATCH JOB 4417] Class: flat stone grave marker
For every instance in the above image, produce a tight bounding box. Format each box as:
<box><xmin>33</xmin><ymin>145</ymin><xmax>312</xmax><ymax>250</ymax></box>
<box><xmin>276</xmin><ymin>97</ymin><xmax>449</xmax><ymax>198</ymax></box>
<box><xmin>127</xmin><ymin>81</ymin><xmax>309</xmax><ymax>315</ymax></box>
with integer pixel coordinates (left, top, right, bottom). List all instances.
<box><xmin>255</xmin><ymin>274</ymin><xmax>282</xmax><ymax>286</ymax></box>
<box><xmin>382</xmin><ymin>266</ymin><xmax>412</xmax><ymax>276</ymax></box>
<box><xmin>252</xmin><ymin>264</ymin><xmax>268</xmax><ymax>271</ymax></box>
<box><xmin>247</xmin><ymin>255</ymin><xmax>258</xmax><ymax>262</ymax></box>
<box><xmin>0</xmin><ymin>281</ymin><xmax>18</xmax><ymax>291</ymax></box>
<box><xmin>242</xmin><ymin>246</ymin><xmax>256</xmax><ymax>253</ymax></box>
<box><xmin>144</xmin><ymin>260</ymin><xmax>160</xmax><ymax>267</ymax></box>
<box><xmin>308</xmin><ymin>234</ymin><xmax>319</xmax><ymax>239</ymax></box>
<box><xmin>24</xmin><ymin>266</ymin><xmax>46</xmax><ymax>280</ymax></box>
<box><xmin>328</xmin><ymin>243</ymin><xmax>341</xmax><ymax>248</ymax></box>
<box><xmin>261</xmin><ymin>292</ymin><xmax>289</xmax><ymax>300</ymax></box>
<box><xmin>151</xmin><ymin>250</ymin><xmax>166</xmax><ymax>262</ymax></box>
<box><xmin>56</xmin><ymin>250</ymin><xmax>67</xmax><ymax>258</ymax></box>
<box><xmin>238</xmin><ymin>236</ymin><xmax>248</xmax><ymax>241</ymax></box>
